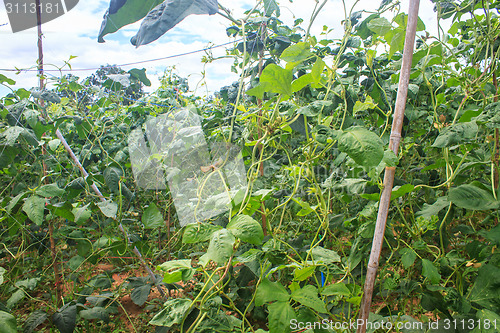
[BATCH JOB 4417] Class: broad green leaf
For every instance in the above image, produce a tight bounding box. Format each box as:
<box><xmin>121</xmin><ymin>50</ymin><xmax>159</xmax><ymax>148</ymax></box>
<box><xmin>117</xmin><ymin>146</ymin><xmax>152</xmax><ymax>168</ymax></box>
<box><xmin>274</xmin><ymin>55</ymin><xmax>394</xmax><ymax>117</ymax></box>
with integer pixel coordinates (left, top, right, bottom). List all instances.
<box><xmin>308</xmin><ymin>246</ymin><xmax>341</xmax><ymax>264</ymax></box>
<box><xmin>142</xmin><ymin>203</ymin><xmax>163</xmax><ymax>229</ymax></box>
<box><xmin>157</xmin><ymin>259</ymin><xmax>194</xmax><ymax>283</ymax></box>
<box><xmin>22</xmin><ymin>196</ymin><xmax>45</xmax><ymax>226</ymax></box>
<box><xmin>416</xmin><ymin>197</ymin><xmax>450</xmax><ymax>219</ymax></box>
<box><xmin>0</xmin><ymin>267</ymin><xmax>5</xmax><ymax>285</ymax></box>
<box><xmin>292</xmin><ymin>198</ymin><xmax>315</xmax><ymax>216</ymax></box>
<box><xmin>200</xmin><ymin>229</ymin><xmax>235</xmax><ymax>265</ymax></box>
<box><xmin>311</xmin><ymin>57</ymin><xmax>325</xmax><ymax>83</ymax></box>
<box><xmin>227</xmin><ymin>215</ymin><xmax>264</xmax><ymax>245</ymax></box>
<box><xmin>449</xmin><ymin>184</ymin><xmax>499</xmax><ymax>210</ymax></box>
<box><xmin>477</xmin><ymin>102</ymin><xmax>500</xmax><ymax>128</ymax></box>
<box><xmin>53</xmin><ymin>305</ymin><xmax>77</xmax><ymax>333</ymax></box>
<box><xmin>23</xmin><ymin>310</ymin><xmax>47</xmax><ymax>333</ymax></box>
<box><xmin>2</xmin><ymin>126</ymin><xmax>25</xmax><ymax>146</ymax></box>
<box><xmin>0</xmin><ymin>311</ymin><xmax>16</xmax><ymax>333</ymax></box>
<box><xmin>291</xmin><ymin>285</ymin><xmax>327</xmax><ymax>313</ymax></box>
<box><xmin>385</xmin><ymin>28</ymin><xmax>405</xmax><ymax>59</ymax></box>
<box><xmin>432</xmin><ymin>121</ymin><xmax>478</xmax><ymax>148</ymax></box>
<box><xmin>468</xmin><ymin>264</ymin><xmax>500</xmax><ymax>310</ymax></box>
<box><xmin>0</xmin><ymin>74</ymin><xmax>15</xmax><ymax>85</ymax></box>
<box><xmin>48</xmin><ymin>139</ymin><xmax>61</xmax><ymax>151</ymax></box>
<box><xmin>129</xmin><ymin>68</ymin><xmax>152</xmax><ymax>86</ymax></box>
<box><xmin>291</xmin><ymin>73</ymin><xmax>313</xmax><ymax>93</ymax></box>
<box><xmin>391</xmin><ymin>184</ymin><xmax>415</xmax><ymax>200</ymax></box>
<box><xmin>72</xmin><ymin>205</ymin><xmax>91</xmax><ymax>225</ymax></box>
<box><xmin>338</xmin><ymin>127</ymin><xmax>384</xmax><ymax>167</ymax></box>
<box><xmin>246</xmin><ymin>83</ymin><xmax>271</xmax><ymax>99</ymax></box>
<box><xmin>131</xmin><ymin>284</ymin><xmax>151</xmax><ymax>306</ymax></box>
<box><xmin>353</xmin><ymin>96</ymin><xmax>377</xmax><ymax>114</ymax></box>
<box><xmin>6</xmin><ymin>289</ymin><xmax>25</xmax><ymax>309</ymax></box>
<box><xmin>98</xmin><ymin>0</ymin><xmax>165</xmax><ymax>42</ymax></box>
<box><xmin>130</xmin><ymin>0</ymin><xmax>219</xmax><ymax>47</ymax></box>
<box><xmin>280</xmin><ymin>42</ymin><xmax>311</xmax><ymax>63</ymax></box>
<box><xmin>367</xmin><ymin>17</ymin><xmax>392</xmax><ymax>35</ymax></box>
<box><xmin>255</xmin><ymin>278</ymin><xmax>290</xmax><ymax>306</ymax></box>
<box><xmin>421</xmin><ymin>259</ymin><xmax>441</xmax><ymax>284</ymax></box>
<box><xmin>149</xmin><ymin>298</ymin><xmax>192</xmax><ymax>327</ymax></box>
<box><xmin>293</xmin><ymin>266</ymin><xmax>315</xmax><ymax>281</ymax></box>
<box><xmin>35</xmin><ymin>183</ymin><xmax>65</xmax><ymax>197</ymax></box>
<box><xmin>7</xmin><ymin>192</ymin><xmax>27</xmax><ymax>213</ymax></box>
<box><xmin>263</xmin><ymin>0</ymin><xmax>280</xmax><ymax>17</ymax></box>
<box><xmin>268</xmin><ymin>301</ymin><xmax>295</xmax><ymax>333</ymax></box>
<box><xmin>321</xmin><ymin>283</ymin><xmax>351</xmax><ymax>296</ymax></box>
<box><xmin>97</xmin><ymin>200</ymin><xmax>118</xmax><ymax>218</ymax></box>
<box><xmin>182</xmin><ymin>223</ymin><xmax>222</xmax><ymax>243</ymax></box>
<box><xmin>399</xmin><ymin>248</ymin><xmax>417</xmax><ymax>269</ymax></box>
<box><xmin>259</xmin><ymin>64</ymin><xmax>293</xmax><ymax>96</ymax></box>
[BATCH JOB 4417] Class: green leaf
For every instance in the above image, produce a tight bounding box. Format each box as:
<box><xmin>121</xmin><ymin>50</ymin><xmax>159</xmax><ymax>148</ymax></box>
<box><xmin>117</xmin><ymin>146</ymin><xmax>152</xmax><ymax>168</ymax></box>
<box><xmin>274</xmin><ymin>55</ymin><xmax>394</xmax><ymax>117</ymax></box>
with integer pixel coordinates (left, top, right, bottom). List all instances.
<box><xmin>416</xmin><ymin>197</ymin><xmax>450</xmax><ymax>220</ymax></box>
<box><xmin>22</xmin><ymin>196</ymin><xmax>45</xmax><ymax>226</ymax></box>
<box><xmin>449</xmin><ymin>184</ymin><xmax>499</xmax><ymax>210</ymax></box>
<box><xmin>157</xmin><ymin>259</ymin><xmax>194</xmax><ymax>283</ymax></box>
<box><xmin>263</xmin><ymin>0</ymin><xmax>280</xmax><ymax>17</ymax></box>
<box><xmin>268</xmin><ymin>301</ymin><xmax>295</xmax><ymax>333</ymax></box>
<box><xmin>97</xmin><ymin>200</ymin><xmax>118</xmax><ymax>218</ymax></box>
<box><xmin>291</xmin><ymin>73</ymin><xmax>313</xmax><ymax>93</ymax></box>
<box><xmin>338</xmin><ymin>127</ymin><xmax>384</xmax><ymax>167</ymax></box>
<box><xmin>35</xmin><ymin>183</ymin><xmax>65</xmax><ymax>197</ymax></box>
<box><xmin>52</xmin><ymin>305</ymin><xmax>77</xmax><ymax>333</ymax></box>
<box><xmin>400</xmin><ymin>248</ymin><xmax>417</xmax><ymax>269</ymax></box>
<box><xmin>259</xmin><ymin>64</ymin><xmax>293</xmax><ymax>96</ymax></box>
<box><xmin>79</xmin><ymin>307</ymin><xmax>110</xmax><ymax>322</ymax></box>
<box><xmin>469</xmin><ymin>264</ymin><xmax>500</xmax><ymax>310</ymax></box>
<box><xmin>98</xmin><ymin>0</ymin><xmax>165</xmax><ymax>42</ymax></box>
<box><xmin>367</xmin><ymin>17</ymin><xmax>392</xmax><ymax>35</ymax></box>
<box><xmin>0</xmin><ymin>267</ymin><xmax>5</xmax><ymax>285</ymax></box>
<box><xmin>23</xmin><ymin>310</ymin><xmax>47</xmax><ymax>333</ymax></box>
<box><xmin>200</xmin><ymin>229</ymin><xmax>235</xmax><ymax>265</ymax></box>
<box><xmin>432</xmin><ymin>121</ymin><xmax>478</xmax><ymax>148</ymax></box>
<box><xmin>142</xmin><ymin>203</ymin><xmax>163</xmax><ymax>229</ymax></box>
<box><xmin>149</xmin><ymin>298</ymin><xmax>192</xmax><ymax>327</ymax></box>
<box><xmin>353</xmin><ymin>96</ymin><xmax>377</xmax><ymax>114</ymax></box>
<box><xmin>293</xmin><ymin>266</ymin><xmax>315</xmax><ymax>281</ymax></box>
<box><xmin>291</xmin><ymin>285</ymin><xmax>328</xmax><ymax>313</ymax></box>
<box><xmin>130</xmin><ymin>0</ymin><xmax>219</xmax><ymax>47</ymax></box>
<box><xmin>129</xmin><ymin>68</ymin><xmax>152</xmax><ymax>86</ymax></box>
<box><xmin>321</xmin><ymin>283</ymin><xmax>351</xmax><ymax>296</ymax></box>
<box><xmin>131</xmin><ymin>284</ymin><xmax>151</xmax><ymax>306</ymax></box>
<box><xmin>7</xmin><ymin>192</ymin><xmax>27</xmax><ymax>213</ymax></box>
<box><xmin>385</xmin><ymin>28</ymin><xmax>405</xmax><ymax>59</ymax></box>
<box><xmin>182</xmin><ymin>223</ymin><xmax>222</xmax><ymax>243</ymax></box>
<box><xmin>390</xmin><ymin>184</ymin><xmax>415</xmax><ymax>200</ymax></box>
<box><xmin>0</xmin><ymin>74</ymin><xmax>16</xmax><ymax>85</ymax></box>
<box><xmin>0</xmin><ymin>311</ymin><xmax>17</xmax><ymax>333</ymax></box>
<box><xmin>280</xmin><ymin>42</ymin><xmax>311</xmax><ymax>63</ymax></box>
<box><xmin>7</xmin><ymin>289</ymin><xmax>25</xmax><ymax>309</ymax></box>
<box><xmin>2</xmin><ymin>126</ymin><xmax>26</xmax><ymax>146</ymax></box>
<box><xmin>421</xmin><ymin>259</ymin><xmax>441</xmax><ymax>284</ymax></box>
<box><xmin>308</xmin><ymin>246</ymin><xmax>341</xmax><ymax>264</ymax></box>
<box><xmin>227</xmin><ymin>215</ymin><xmax>264</xmax><ymax>245</ymax></box>
<box><xmin>255</xmin><ymin>278</ymin><xmax>290</xmax><ymax>306</ymax></box>
<box><xmin>72</xmin><ymin>205</ymin><xmax>91</xmax><ymax>225</ymax></box>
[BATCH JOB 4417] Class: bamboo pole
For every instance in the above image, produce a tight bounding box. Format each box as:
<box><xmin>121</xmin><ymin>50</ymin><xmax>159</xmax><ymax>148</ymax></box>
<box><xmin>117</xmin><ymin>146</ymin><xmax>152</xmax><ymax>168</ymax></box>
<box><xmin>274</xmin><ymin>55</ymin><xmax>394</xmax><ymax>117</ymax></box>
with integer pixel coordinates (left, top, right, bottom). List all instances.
<box><xmin>356</xmin><ymin>0</ymin><xmax>420</xmax><ymax>331</ymax></box>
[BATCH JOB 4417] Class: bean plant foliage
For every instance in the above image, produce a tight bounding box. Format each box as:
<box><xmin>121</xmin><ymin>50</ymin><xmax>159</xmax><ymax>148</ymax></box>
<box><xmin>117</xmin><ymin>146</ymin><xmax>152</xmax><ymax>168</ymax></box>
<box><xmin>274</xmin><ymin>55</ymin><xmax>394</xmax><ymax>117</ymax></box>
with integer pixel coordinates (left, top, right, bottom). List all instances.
<box><xmin>1</xmin><ymin>0</ymin><xmax>500</xmax><ymax>332</ymax></box>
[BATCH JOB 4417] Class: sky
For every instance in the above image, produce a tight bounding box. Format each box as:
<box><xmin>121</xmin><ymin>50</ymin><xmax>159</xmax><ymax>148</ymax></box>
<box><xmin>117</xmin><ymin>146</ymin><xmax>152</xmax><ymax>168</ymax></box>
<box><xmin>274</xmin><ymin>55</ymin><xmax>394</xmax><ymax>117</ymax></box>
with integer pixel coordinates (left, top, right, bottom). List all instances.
<box><xmin>0</xmin><ymin>0</ymin><xmax>444</xmax><ymax>98</ymax></box>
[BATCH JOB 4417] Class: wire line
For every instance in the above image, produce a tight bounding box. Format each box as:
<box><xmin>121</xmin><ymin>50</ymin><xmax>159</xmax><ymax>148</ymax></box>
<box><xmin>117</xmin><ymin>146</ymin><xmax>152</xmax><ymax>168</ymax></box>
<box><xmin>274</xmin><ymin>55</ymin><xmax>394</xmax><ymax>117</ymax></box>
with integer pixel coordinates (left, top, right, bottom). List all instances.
<box><xmin>0</xmin><ymin>39</ymin><xmax>242</xmax><ymax>73</ymax></box>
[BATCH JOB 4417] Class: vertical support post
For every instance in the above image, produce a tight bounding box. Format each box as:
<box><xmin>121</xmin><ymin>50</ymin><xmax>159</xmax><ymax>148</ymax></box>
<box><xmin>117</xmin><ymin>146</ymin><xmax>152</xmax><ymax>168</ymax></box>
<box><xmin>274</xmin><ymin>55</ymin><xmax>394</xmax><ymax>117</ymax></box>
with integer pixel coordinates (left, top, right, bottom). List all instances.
<box><xmin>356</xmin><ymin>0</ymin><xmax>420</xmax><ymax>331</ymax></box>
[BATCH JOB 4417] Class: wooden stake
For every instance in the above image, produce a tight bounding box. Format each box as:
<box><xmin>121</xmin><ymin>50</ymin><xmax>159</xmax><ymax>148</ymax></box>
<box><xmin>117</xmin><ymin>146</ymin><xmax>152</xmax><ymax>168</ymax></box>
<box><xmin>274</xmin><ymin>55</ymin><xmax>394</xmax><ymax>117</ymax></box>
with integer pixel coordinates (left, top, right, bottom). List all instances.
<box><xmin>356</xmin><ymin>0</ymin><xmax>420</xmax><ymax>331</ymax></box>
